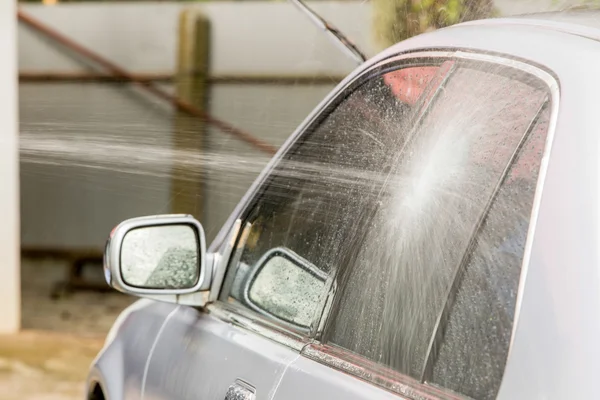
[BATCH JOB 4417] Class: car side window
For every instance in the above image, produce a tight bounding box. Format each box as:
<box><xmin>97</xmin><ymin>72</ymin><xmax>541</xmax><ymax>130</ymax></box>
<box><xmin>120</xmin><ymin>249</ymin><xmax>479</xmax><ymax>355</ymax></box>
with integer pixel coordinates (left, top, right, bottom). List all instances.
<box><xmin>219</xmin><ymin>63</ymin><xmax>444</xmax><ymax>334</ymax></box>
<box><xmin>323</xmin><ymin>63</ymin><xmax>551</xmax><ymax>400</ymax></box>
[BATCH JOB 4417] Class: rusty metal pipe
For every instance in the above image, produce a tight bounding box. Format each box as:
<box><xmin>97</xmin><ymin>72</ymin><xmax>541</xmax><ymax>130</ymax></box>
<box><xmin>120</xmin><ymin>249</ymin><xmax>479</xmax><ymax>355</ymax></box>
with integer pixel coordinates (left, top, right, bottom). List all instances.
<box><xmin>17</xmin><ymin>9</ymin><xmax>277</xmax><ymax>155</ymax></box>
<box><xmin>19</xmin><ymin>71</ymin><xmax>173</xmax><ymax>83</ymax></box>
<box><xmin>19</xmin><ymin>71</ymin><xmax>345</xmax><ymax>85</ymax></box>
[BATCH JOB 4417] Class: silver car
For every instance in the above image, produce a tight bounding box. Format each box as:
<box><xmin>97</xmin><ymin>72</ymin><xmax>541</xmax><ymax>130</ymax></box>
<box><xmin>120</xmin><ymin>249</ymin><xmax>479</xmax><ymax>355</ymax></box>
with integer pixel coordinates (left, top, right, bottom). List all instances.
<box><xmin>87</xmin><ymin>9</ymin><xmax>600</xmax><ymax>400</ymax></box>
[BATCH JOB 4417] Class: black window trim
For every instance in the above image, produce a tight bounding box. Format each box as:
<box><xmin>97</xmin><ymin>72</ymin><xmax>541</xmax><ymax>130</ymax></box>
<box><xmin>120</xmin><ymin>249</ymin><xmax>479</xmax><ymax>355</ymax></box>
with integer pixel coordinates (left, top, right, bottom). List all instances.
<box><xmin>208</xmin><ymin>49</ymin><xmax>560</xmax><ymax>400</ymax></box>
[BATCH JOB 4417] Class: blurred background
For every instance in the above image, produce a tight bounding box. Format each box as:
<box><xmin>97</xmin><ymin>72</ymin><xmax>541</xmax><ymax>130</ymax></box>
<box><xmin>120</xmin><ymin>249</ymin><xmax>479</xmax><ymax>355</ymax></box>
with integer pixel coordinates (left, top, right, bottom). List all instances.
<box><xmin>0</xmin><ymin>0</ymin><xmax>595</xmax><ymax>398</ymax></box>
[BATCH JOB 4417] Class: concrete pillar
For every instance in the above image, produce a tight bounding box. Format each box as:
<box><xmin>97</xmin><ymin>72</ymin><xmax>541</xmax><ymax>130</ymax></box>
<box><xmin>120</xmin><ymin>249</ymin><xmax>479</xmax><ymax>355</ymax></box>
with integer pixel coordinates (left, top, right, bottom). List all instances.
<box><xmin>0</xmin><ymin>0</ymin><xmax>21</xmax><ymax>333</ymax></box>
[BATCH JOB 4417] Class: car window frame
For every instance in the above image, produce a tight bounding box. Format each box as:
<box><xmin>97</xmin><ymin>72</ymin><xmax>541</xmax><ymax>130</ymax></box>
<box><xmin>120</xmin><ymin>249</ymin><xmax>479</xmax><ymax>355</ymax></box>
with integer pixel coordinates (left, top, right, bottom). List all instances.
<box><xmin>207</xmin><ymin>49</ymin><xmax>560</xmax><ymax>399</ymax></box>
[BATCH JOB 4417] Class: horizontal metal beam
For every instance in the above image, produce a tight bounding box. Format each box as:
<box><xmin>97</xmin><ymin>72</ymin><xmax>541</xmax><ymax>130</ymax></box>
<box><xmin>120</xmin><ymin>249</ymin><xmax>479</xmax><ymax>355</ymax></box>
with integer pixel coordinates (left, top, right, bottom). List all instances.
<box><xmin>19</xmin><ymin>72</ymin><xmax>172</xmax><ymax>83</ymax></box>
<box><xmin>212</xmin><ymin>74</ymin><xmax>345</xmax><ymax>85</ymax></box>
<box><xmin>19</xmin><ymin>71</ymin><xmax>345</xmax><ymax>85</ymax></box>
<box><xmin>21</xmin><ymin>246</ymin><xmax>102</xmax><ymax>259</ymax></box>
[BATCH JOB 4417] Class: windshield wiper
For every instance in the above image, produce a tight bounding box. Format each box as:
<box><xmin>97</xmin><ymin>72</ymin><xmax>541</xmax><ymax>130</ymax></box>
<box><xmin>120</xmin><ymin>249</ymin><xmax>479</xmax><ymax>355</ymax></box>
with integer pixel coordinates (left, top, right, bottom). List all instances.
<box><xmin>288</xmin><ymin>0</ymin><xmax>367</xmax><ymax>65</ymax></box>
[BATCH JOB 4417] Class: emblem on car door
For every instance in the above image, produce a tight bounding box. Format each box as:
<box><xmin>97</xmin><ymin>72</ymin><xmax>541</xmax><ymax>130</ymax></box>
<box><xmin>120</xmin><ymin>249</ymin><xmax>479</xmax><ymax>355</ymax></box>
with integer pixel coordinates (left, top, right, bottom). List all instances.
<box><xmin>224</xmin><ymin>379</ymin><xmax>256</xmax><ymax>400</ymax></box>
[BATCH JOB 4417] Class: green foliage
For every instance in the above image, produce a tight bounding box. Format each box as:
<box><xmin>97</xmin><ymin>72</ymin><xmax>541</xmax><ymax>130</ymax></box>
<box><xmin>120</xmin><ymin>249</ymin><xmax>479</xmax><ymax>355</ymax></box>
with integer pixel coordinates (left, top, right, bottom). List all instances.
<box><xmin>372</xmin><ymin>0</ymin><xmax>495</xmax><ymax>49</ymax></box>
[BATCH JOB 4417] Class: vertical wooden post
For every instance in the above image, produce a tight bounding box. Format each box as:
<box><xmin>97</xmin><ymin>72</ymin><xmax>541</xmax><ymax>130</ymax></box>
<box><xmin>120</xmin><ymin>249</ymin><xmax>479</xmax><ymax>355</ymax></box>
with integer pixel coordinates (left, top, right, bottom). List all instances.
<box><xmin>171</xmin><ymin>10</ymin><xmax>210</xmax><ymax>219</ymax></box>
<box><xmin>0</xmin><ymin>0</ymin><xmax>20</xmax><ymax>333</ymax></box>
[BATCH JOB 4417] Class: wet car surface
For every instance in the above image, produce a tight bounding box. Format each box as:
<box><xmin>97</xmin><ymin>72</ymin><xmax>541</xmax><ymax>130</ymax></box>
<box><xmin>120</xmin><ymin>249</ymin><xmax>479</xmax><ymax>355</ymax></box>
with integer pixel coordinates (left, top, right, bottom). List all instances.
<box><xmin>87</xmin><ymin>10</ymin><xmax>600</xmax><ymax>400</ymax></box>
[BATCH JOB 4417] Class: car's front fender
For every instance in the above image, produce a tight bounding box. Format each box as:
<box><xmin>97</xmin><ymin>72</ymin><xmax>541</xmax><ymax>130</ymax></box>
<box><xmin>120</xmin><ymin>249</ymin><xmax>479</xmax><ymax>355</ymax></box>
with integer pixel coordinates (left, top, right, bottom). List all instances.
<box><xmin>86</xmin><ymin>299</ymin><xmax>176</xmax><ymax>400</ymax></box>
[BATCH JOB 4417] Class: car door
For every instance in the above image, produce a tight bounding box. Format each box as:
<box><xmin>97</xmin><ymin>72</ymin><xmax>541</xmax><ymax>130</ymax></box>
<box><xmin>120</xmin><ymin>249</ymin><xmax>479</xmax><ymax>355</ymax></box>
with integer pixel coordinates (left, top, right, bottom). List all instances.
<box><xmin>141</xmin><ymin>301</ymin><xmax>301</xmax><ymax>400</ymax></box>
<box><xmin>218</xmin><ymin>52</ymin><xmax>556</xmax><ymax>400</ymax></box>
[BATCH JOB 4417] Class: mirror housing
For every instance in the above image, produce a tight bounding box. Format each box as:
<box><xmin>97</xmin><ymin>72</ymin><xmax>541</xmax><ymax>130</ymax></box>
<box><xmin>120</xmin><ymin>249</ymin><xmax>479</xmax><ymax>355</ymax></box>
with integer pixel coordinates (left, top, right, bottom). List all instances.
<box><xmin>103</xmin><ymin>214</ymin><xmax>208</xmax><ymax>296</ymax></box>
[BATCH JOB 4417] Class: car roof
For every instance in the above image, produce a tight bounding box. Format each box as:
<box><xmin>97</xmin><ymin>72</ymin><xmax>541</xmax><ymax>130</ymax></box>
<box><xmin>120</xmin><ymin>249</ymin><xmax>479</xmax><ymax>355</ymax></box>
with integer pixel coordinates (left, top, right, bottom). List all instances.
<box><xmin>511</xmin><ymin>8</ymin><xmax>600</xmax><ymax>30</ymax></box>
<box><xmin>361</xmin><ymin>7</ymin><xmax>600</xmax><ymax>74</ymax></box>
<box><xmin>454</xmin><ymin>7</ymin><xmax>600</xmax><ymax>42</ymax></box>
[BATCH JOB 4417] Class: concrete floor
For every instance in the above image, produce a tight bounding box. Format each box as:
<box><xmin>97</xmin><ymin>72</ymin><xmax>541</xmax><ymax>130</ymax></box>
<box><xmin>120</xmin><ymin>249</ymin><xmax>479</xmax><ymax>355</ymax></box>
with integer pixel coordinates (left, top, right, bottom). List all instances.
<box><xmin>0</xmin><ymin>331</ymin><xmax>104</xmax><ymax>400</ymax></box>
<box><xmin>21</xmin><ymin>258</ymin><xmax>135</xmax><ymax>336</ymax></box>
<box><xmin>0</xmin><ymin>258</ymin><xmax>137</xmax><ymax>399</ymax></box>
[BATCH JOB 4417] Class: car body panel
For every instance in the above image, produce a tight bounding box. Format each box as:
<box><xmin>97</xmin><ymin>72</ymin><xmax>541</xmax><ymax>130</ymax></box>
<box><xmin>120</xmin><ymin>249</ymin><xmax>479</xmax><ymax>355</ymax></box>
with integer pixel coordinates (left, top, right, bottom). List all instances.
<box><xmin>141</xmin><ymin>305</ymin><xmax>300</xmax><ymax>400</ymax></box>
<box><xmin>514</xmin><ymin>9</ymin><xmax>600</xmax><ymax>30</ymax></box>
<box><xmin>88</xmin><ymin>300</ymin><xmax>175</xmax><ymax>400</ymax></box>
<box><xmin>271</xmin><ymin>355</ymin><xmax>404</xmax><ymax>400</ymax></box>
<box><xmin>90</xmin><ymin>13</ymin><xmax>600</xmax><ymax>400</ymax></box>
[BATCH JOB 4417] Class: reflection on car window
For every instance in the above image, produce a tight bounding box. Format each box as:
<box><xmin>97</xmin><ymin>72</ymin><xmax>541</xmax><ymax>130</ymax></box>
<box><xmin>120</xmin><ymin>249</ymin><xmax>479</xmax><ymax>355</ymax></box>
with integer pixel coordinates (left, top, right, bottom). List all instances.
<box><xmin>245</xmin><ymin>248</ymin><xmax>327</xmax><ymax>328</ymax></box>
<box><xmin>219</xmin><ymin>59</ymin><xmax>552</xmax><ymax>400</ymax></box>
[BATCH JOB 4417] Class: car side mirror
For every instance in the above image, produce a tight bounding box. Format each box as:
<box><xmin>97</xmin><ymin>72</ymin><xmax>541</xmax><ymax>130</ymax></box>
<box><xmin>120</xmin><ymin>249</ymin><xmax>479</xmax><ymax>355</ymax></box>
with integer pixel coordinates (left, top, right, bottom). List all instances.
<box><xmin>103</xmin><ymin>214</ymin><xmax>208</xmax><ymax>295</ymax></box>
<box><xmin>243</xmin><ymin>247</ymin><xmax>328</xmax><ymax>331</ymax></box>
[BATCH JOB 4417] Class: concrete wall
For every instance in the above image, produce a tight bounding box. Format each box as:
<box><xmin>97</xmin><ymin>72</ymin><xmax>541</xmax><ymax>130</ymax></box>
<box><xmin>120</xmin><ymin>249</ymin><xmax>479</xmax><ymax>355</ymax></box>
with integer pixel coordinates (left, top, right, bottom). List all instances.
<box><xmin>18</xmin><ymin>2</ymin><xmax>373</xmax><ymax>76</ymax></box>
<box><xmin>19</xmin><ymin>2</ymin><xmax>372</xmax><ymax>249</ymax></box>
<box><xmin>20</xmin><ymin>82</ymin><xmax>175</xmax><ymax>248</ymax></box>
<box><xmin>1</xmin><ymin>0</ymin><xmax>20</xmax><ymax>333</ymax></box>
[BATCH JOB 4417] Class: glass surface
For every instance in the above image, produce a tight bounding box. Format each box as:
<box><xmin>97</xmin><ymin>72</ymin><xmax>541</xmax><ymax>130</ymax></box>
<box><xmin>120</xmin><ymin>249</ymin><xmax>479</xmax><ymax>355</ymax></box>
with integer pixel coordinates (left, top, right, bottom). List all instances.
<box><xmin>121</xmin><ymin>224</ymin><xmax>199</xmax><ymax>289</ymax></box>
